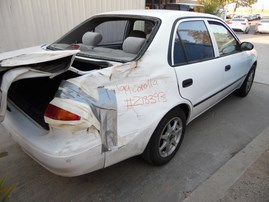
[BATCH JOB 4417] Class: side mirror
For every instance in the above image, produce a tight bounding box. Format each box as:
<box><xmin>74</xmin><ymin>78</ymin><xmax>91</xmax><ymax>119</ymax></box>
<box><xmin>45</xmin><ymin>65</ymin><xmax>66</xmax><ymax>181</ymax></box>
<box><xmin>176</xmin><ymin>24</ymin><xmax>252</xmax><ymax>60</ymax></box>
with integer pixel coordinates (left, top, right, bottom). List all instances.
<box><xmin>240</xmin><ymin>42</ymin><xmax>254</xmax><ymax>51</ymax></box>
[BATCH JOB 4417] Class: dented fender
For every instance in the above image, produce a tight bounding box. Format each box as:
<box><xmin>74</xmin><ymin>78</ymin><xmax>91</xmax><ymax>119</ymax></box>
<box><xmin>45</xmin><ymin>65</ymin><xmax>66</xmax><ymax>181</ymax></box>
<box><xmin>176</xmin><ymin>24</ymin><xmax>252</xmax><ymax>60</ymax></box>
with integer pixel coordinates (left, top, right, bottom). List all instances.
<box><xmin>45</xmin><ymin>61</ymin><xmax>182</xmax><ymax>158</ymax></box>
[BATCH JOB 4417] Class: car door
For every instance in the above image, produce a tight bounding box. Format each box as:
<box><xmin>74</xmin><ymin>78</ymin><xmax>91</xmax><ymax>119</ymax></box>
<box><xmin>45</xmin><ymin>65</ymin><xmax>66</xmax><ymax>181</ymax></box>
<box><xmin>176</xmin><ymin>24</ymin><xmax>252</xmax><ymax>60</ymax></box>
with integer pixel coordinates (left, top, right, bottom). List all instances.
<box><xmin>207</xmin><ymin>20</ymin><xmax>253</xmax><ymax>97</ymax></box>
<box><xmin>171</xmin><ymin>19</ymin><xmax>224</xmax><ymax>120</ymax></box>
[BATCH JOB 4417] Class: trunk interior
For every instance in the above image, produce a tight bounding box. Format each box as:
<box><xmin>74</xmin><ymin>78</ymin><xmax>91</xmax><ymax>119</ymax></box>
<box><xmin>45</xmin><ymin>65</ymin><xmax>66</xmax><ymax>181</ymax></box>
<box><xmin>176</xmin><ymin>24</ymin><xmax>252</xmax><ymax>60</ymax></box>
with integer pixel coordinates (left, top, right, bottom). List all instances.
<box><xmin>7</xmin><ymin>59</ymin><xmax>110</xmax><ymax>130</ymax></box>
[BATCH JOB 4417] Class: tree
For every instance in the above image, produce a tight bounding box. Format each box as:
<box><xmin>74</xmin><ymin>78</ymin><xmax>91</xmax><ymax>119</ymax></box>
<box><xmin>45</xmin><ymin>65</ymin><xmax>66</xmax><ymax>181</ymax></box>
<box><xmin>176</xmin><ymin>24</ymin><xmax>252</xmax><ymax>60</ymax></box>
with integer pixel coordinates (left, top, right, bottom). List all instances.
<box><xmin>212</xmin><ymin>0</ymin><xmax>258</xmax><ymax>7</ymax></box>
<box><xmin>233</xmin><ymin>0</ymin><xmax>258</xmax><ymax>7</ymax></box>
<box><xmin>201</xmin><ymin>0</ymin><xmax>258</xmax><ymax>14</ymax></box>
<box><xmin>202</xmin><ymin>0</ymin><xmax>222</xmax><ymax>14</ymax></box>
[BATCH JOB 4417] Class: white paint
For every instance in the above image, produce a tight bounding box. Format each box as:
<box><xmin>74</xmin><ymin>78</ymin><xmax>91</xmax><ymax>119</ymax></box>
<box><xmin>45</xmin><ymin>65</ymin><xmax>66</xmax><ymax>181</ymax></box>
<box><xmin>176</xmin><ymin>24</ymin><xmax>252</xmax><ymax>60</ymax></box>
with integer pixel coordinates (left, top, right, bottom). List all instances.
<box><xmin>0</xmin><ymin>10</ymin><xmax>258</xmax><ymax>176</ymax></box>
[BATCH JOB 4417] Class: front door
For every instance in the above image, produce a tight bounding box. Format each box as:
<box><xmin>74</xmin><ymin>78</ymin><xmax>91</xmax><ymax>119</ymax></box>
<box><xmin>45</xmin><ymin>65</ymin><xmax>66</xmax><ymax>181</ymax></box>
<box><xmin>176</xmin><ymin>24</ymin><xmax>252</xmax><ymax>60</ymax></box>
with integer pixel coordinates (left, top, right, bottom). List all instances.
<box><xmin>171</xmin><ymin>19</ymin><xmax>224</xmax><ymax>120</ymax></box>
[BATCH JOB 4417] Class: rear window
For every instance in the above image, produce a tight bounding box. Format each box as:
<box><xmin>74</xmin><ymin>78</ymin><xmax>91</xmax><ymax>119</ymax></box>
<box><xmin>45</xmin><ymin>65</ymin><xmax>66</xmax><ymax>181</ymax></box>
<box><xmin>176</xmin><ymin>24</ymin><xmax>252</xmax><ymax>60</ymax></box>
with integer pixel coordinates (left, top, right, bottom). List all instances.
<box><xmin>261</xmin><ymin>19</ymin><xmax>269</xmax><ymax>23</ymax></box>
<box><xmin>48</xmin><ymin>16</ymin><xmax>159</xmax><ymax>62</ymax></box>
<box><xmin>95</xmin><ymin>20</ymin><xmax>128</xmax><ymax>44</ymax></box>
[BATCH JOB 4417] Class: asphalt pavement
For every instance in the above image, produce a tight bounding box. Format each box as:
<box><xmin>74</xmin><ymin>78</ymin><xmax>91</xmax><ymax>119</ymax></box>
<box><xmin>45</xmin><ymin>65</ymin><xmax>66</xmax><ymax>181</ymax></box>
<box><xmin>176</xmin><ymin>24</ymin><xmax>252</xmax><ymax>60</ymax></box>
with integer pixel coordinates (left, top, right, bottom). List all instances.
<box><xmin>183</xmin><ymin>124</ymin><xmax>269</xmax><ymax>202</ymax></box>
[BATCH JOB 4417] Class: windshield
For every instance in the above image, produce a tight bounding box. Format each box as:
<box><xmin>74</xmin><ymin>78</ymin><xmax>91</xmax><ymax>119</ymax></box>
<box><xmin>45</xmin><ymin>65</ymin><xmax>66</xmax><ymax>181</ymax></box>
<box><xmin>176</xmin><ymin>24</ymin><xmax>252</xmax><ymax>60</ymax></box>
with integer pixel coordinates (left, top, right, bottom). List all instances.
<box><xmin>48</xmin><ymin>16</ymin><xmax>159</xmax><ymax>62</ymax></box>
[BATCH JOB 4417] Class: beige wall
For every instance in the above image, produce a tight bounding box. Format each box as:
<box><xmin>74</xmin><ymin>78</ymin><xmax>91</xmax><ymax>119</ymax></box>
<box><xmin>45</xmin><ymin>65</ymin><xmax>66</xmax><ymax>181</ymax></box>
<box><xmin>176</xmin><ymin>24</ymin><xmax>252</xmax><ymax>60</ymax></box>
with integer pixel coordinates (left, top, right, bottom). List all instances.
<box><xmin>0</xmin><ymin>0</ymin><xmax>145</xmax><ymax>52</ymax></box>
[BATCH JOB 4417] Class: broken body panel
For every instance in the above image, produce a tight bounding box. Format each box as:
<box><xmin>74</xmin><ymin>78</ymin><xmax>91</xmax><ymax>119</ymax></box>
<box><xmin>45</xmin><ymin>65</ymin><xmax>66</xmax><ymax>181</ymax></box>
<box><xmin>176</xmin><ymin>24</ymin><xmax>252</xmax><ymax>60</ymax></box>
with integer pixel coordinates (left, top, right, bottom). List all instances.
<box><xmin>0</xmin><ymin>42</ymin><xmax>185</xmax><ymax>176</ymax></box>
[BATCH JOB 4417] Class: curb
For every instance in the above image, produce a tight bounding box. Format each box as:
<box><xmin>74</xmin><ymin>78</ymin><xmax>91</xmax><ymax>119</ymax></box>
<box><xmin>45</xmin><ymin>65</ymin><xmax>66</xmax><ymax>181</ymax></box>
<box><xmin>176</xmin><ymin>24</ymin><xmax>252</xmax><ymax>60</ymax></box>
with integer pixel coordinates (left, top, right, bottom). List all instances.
<box><xmin>182</xmin><ymin>125</ymin><xmax>269</xmax><ymax>202</ymax></box>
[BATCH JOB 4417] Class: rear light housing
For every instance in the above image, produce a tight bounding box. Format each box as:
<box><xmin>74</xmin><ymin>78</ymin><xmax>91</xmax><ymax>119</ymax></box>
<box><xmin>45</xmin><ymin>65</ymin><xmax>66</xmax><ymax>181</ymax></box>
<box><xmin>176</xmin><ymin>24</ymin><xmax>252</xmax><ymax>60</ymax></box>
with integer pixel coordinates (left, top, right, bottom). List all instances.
<box><xmin>227</xmin><ymin>21</ymin><xmax>232</xmax><ymax>24</ymax></box>
<box><xmin>45</xmin><ymin>104</ymin><xmax>81</xmax><ymax>121</ymax></box>
<box><xmin>241</xmin><ymin>22</ymin><xmax>246</xmax><ymax>25</ymax></box>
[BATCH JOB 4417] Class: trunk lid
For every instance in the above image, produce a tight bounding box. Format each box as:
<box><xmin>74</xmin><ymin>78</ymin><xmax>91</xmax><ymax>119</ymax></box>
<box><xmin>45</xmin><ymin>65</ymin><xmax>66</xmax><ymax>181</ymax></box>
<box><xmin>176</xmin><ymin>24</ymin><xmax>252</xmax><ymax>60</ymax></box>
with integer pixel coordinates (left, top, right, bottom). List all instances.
<box><xmin>0</xmin><ymin>47</ymin><xmax>79</xmax><ymax>122</ymax></box>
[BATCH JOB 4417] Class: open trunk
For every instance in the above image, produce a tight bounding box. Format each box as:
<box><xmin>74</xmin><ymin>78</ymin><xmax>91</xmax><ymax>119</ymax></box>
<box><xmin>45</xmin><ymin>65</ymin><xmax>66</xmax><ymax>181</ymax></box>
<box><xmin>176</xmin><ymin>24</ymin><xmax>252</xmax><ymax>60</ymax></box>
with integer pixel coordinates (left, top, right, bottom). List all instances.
<box><xmin>1</xmin><ymin>50</ymin><xmax>111</xmax><ymax>130</ymax></box>
<box><xmin>8</xmin><ymin>70</ymin><xmax>79</xmax><ymax>130</ymax></box>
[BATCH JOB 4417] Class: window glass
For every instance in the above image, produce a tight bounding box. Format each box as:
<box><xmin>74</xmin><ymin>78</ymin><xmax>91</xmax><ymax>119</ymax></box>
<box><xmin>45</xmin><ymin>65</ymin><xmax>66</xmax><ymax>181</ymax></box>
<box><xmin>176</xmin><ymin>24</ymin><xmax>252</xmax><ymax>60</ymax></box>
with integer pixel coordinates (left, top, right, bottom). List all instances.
<box><xmin>173</xmin><ymin>33</ymin><xmax>187</xmax><ymax>64</ymax></box>
<box><xmin>95</xmin><ymin>20</ymin><xmax>127</xmax><ymax>44</ymax></box>
<box><xmin>208</xmin><ymin>21</ymin><xmax>239</xmax><ymax>56</ymax></box>
<box><xmin>48</xmin><ymin>17</ymin><xmax>160</xmax><ymax>62</ymax></box>
<box><xmin>134</xmin><ymin>20</ymin><xmax>145</xmax><ymax>32</ymax></box>
<box><xmin>174</xmin><ymin>20</ymin><xmax>214</xmax><ymax>64</ymax></box>
<box><xmin>133</xmin><ymin>20</ymin><xmax>155</xmax><ymax>38</ymax></box>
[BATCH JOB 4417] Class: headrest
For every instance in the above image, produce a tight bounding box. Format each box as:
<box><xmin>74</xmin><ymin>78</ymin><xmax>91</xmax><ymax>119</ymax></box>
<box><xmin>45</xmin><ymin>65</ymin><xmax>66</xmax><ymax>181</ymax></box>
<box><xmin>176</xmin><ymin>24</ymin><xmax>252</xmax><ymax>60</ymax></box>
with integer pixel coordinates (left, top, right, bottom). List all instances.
<box><xmin>82</xmin><ymin>32</ymin><xmax>102</xmax><ymax>46</ymax></box>
<box><xmin>122</xmin><ymin>37</ymin><xmax>145</xmax><ymax>54</ymax></box>
<box><xmin>129</xmin><ymin>30</ymin><xmax>146</xmax><ymax>38</ymax></box>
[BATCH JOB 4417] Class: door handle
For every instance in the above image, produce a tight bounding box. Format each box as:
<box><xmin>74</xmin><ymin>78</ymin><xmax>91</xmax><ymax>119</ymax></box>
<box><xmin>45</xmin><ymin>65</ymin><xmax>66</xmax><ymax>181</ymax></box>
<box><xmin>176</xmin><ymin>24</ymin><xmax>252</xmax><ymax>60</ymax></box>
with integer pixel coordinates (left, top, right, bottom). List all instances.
<box><xmin>182</xmin><ymin>79</ymin><xmax>193</xmax><ymax>88</ymax></box>
<box><xmin>225</xmin><ymin>65</ymin><xmax>231</xmax><ymax>71</ymax></box>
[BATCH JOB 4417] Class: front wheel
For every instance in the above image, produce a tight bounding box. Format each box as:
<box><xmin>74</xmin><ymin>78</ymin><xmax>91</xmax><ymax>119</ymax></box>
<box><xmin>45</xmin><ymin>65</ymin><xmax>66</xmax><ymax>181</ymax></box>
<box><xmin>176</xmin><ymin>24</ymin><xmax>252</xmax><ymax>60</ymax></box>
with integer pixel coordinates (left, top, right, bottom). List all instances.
<box><xmin>142</xmin><ymin>108</ymin><xmax>186</xmax><ymax>165</ymax></box>
<box><xmin>235</xmin><ymin>66</ymin><xmax>256</xmax><ymax>97</ymax></box>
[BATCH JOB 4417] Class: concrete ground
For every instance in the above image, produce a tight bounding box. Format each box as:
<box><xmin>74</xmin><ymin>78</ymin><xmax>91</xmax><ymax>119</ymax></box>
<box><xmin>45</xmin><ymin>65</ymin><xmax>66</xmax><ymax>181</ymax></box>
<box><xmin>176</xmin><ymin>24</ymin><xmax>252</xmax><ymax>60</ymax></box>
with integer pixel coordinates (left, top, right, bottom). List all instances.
<box><xmin>183</xmin><ymin>125</ymin><xmax>269</xmax><ymax>202</ymax></box>
<box><xmin>220</xmin><ymin>149</ymin><xmax>269</xmax><ymax>202</ymax></box>
<box><xmin>0</xmin><ymin>31</ymin><xmax>269</xmax><ymax>202</ymax></box>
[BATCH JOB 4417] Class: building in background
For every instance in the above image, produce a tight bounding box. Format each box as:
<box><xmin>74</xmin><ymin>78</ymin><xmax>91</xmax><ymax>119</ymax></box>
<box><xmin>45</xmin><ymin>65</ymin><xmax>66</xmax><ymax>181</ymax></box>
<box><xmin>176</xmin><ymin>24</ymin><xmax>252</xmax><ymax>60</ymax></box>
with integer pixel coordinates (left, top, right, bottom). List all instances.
<box><xmin>146</xmin><ymin>0</ymin><xmax>203</xmax><ymax>12</ymax></box>
<box><xmin>0</xmin><ymin>0</ymin><xmax>145</xmax><ymax>52</ymax></box>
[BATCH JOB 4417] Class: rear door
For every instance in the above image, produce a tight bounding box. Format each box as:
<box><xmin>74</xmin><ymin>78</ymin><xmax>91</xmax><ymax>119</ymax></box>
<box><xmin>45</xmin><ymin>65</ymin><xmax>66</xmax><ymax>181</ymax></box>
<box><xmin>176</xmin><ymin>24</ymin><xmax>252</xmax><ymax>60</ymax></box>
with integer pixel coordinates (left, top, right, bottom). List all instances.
<box><xmin>171</xmin><ymin>19</ymin><xmax>223</xmax><ymax>119</ymax></box>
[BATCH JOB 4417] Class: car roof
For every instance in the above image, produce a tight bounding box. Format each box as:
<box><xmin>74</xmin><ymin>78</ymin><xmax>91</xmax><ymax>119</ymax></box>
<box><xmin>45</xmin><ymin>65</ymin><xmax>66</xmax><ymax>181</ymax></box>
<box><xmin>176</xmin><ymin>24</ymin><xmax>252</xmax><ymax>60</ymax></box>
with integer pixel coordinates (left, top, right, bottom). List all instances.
<box><xmin>96</xmin><ymin>9</ymin><xmax>220</xmax><ymax>21</ymax></box>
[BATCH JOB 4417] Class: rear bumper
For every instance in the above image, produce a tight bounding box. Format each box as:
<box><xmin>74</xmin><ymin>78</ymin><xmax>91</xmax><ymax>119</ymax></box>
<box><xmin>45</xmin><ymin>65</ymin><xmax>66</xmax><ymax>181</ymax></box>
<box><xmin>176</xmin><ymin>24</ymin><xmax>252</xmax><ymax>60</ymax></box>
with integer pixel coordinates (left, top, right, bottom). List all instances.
<box><xmin>2</xmin><ymin>103</ymin><xmax>104</xmax><ymax>176</ymax></box>
<box><xmin>232</xmin><ymin>28</ymin><xmax>246</xmax><ymax>32</ymax></box>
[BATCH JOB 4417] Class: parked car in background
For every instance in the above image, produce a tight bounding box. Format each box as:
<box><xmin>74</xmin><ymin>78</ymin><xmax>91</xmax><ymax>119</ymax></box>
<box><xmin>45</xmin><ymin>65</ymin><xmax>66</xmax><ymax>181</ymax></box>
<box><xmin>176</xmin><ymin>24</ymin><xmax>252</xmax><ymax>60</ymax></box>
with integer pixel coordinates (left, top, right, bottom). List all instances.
<box><xmin>233</xmin><ymin>14</ymin><xmax>242</xmax><ymax>18</ymax></box>
<box><xmin>243</xmin><ymin>14</ymin><xmax>253</xmax><ymax>21</ymax></box>
<box><xmin>0</xmin><ymin>10</ymin><xmax>257</xmax><ymax>176</ymax></box>
<box><xmin>253</xmin><ymin>14</ymin><xmax>261</xmax><ymax>20</ymax></box>
<box><xmin>227</xmin><ymin>18</ymin><xmax>250</xmax><ymax>33</ymax></box>
<box><xmin>255</xmin><ymin>19</ymin><xmax>269</xmax><ymax>34</ymax></box>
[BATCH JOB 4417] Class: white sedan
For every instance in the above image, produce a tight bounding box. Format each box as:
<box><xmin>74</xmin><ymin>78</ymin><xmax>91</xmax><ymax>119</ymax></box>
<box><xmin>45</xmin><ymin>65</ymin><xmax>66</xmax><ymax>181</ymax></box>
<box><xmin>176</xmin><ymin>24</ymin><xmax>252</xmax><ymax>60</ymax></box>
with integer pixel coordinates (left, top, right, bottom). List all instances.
<box><xmin>227</xmin><ymin>18</ymin><xmax>250</xmax><ymax>33</ymax></box>
<box><xmin>255</xmin><ymin>19</ymin><xmax>269</xmax><ymax>34</ymax></box>
<box><xmin>0</xmin><ymin>10</ymin><xmax>257</xmax><ymax>176</ymax></box>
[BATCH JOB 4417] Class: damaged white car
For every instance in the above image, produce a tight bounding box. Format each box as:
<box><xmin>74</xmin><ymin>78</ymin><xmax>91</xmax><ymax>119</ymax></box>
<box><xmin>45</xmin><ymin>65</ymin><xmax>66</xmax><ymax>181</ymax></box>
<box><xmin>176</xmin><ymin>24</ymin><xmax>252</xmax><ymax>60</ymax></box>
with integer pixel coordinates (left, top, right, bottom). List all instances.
<box><xmin>0</xmin><ymin>10</ymin><xmax>257</xmax><ymax>176</ymax></box>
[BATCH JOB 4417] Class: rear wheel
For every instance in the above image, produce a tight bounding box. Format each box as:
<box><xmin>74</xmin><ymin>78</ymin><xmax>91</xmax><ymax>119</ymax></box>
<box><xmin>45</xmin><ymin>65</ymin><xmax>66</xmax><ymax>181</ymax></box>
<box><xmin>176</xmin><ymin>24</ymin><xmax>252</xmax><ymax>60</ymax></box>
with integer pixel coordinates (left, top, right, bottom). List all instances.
<box><xmin>142</xmin><ymin>108</ymin><xmax>186</xmax><ymax>165</ymax></box>
<box><xmin>235</xmin><ymin>66</ymin><xmax>256</xmax><ymax>97</ymax></box>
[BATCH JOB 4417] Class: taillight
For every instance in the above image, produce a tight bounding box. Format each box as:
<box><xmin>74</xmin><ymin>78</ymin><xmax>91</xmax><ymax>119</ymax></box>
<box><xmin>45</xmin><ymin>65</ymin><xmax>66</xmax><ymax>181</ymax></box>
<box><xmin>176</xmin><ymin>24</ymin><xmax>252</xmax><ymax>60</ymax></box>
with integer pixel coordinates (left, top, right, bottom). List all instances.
<box><xmin>45</xmin><ymin>104</ymin><xmax>81</xmax><ymax>121</ymax></box>
<box><xmin>227</xmin><ymin>21</ymin><xmax>232</xmax><ymax>24</ymax></box>
<box><xmin>241</xmin><ymin>23</ymin><xmax>246</xmax><ymax>25</ymax></box>
<box><xmin>257</xmin><ymin>23</ymin><xmax>262</xmax><ymax>26</ymax></box>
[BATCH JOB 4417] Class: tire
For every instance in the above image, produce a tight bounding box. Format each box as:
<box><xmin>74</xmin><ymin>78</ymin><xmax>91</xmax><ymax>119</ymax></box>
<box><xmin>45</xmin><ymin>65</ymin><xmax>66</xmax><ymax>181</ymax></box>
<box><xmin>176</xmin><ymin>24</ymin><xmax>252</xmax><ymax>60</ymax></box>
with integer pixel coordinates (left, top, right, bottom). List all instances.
<box><xmin>142</xmin><ymin>108</ymin><xmax>186</xmax><ymax>165</ymax></box>
<box><xmin>235</xmin><ymin>66</ymin><xmax>256</xmax><ymax>97</ymax></box>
